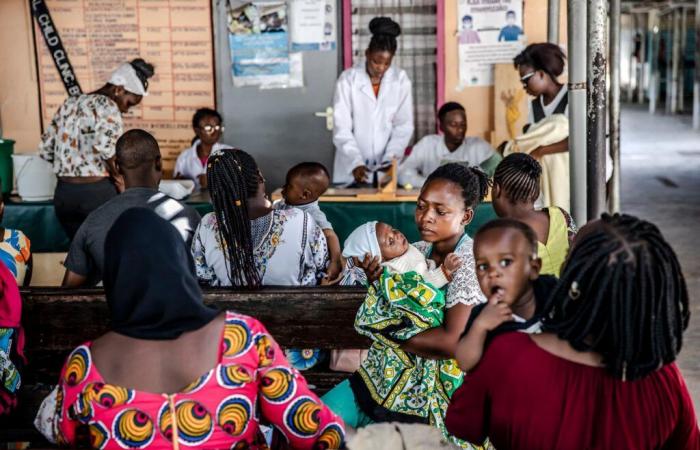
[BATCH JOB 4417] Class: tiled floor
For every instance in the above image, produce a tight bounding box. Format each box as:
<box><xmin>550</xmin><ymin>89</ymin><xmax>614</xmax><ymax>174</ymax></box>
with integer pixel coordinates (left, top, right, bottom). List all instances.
<box><xmin>619</xmin><ymin>103</ymin><xmax>700</xmax><ymax>409</ymax></box>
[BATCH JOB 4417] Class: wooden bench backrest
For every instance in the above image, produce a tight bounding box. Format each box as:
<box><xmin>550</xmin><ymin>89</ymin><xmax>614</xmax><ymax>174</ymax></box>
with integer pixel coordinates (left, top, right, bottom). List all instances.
<box><xmin>1</xmin><ymin>287</ymin><xmax>369</xmax><ymax>444</ymax></box>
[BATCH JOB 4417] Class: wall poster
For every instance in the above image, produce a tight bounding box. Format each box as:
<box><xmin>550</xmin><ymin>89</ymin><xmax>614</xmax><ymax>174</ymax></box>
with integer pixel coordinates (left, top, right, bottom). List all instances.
<box><xmin>457</xmin><ymin>0</ymin><xmax>526</xmax><ymax>87</ymax></box>
<box><xmin>228</xmin><ymin>2</ymin><xmax>299</xmax><ymax>88</ymax></box>
<box><xmin>290</xmin><ymin>0</ymin><xmax>337</xmax><ymax>51</ymax></box>
<box><xmin>33</xmin><ymin>0</ymin><xmax>216</xmax><ymax>166</ymax></box>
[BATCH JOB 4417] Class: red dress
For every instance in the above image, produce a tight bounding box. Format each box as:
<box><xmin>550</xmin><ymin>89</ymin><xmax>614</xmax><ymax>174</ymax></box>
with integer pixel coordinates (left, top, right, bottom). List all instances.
<box><xmin>445</xmin><ymin>332</ymin><xmax>700</xmax><ymax>450</ymax></box>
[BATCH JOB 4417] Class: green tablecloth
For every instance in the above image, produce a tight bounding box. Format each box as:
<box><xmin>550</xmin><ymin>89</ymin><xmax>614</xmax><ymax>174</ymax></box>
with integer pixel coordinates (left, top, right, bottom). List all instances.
<box><xmin>4</xmin><ymin>200</ymin><xmax>497</xmax><ymax>253</ymax></box>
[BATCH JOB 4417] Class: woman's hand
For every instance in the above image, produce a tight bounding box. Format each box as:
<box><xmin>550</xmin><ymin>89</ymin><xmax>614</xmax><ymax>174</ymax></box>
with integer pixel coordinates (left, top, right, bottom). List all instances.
<box><xmin>113</xmin><ymin>174</ymin><xmax>125</xmax><ymax>193</ymax></box>
<box><xmin>352</xmin><ymin>165</ymin><xmax>369</xmax><ymax>184</ymax></box>
<box><xmin>353</xmin><ymin>254</ymin><xmax>382</xmax><ymax>283</ymax></box>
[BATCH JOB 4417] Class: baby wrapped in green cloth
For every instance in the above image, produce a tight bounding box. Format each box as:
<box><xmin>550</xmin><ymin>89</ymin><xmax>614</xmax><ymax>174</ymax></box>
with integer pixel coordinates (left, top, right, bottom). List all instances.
<box><xmin>341</xmin><ymin>221</ymin><xmax>472</xmax><ymax>447</ymax></box>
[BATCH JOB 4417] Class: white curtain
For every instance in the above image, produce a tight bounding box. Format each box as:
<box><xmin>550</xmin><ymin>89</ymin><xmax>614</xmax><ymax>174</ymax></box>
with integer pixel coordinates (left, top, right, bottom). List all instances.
<box><xmin>350</xmin><ymin>0</ymin><xmax>437</xmax><ymax>142</ymax></box>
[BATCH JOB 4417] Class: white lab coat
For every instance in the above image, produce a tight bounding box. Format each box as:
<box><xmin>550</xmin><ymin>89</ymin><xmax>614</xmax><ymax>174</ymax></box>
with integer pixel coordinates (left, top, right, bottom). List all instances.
<box><xmin>332</xmin><ymin>64</ymin><xmax>414</xmax><ymax>184</ymax></box>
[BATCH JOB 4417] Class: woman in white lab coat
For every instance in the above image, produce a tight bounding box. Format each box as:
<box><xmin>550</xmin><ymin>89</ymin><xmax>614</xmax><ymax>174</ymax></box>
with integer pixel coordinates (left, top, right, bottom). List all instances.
<box><xmin>332</xmin><ymin>17</ymin><xmax>414</xmax><ymax>185</ymax></box>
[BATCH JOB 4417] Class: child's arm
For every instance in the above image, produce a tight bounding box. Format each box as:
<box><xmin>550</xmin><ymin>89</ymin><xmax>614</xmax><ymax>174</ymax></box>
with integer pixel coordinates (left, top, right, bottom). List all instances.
<box><xmin>323</xmin><ymin>228</ymin><xmax>343</xmax><ymax>282</ymax></box>
<box><xmin>423</xmin><ymin>253</ymin><xmax>463</xmax><ymax>289</ymax></box>
<box><xmin>456</xmin><ymin>296</ymin><xmax>514</xmax><ymax>372</ymax></box>
<box><xmin>455</xmin><ymin>324</ymin><xmax>489</xmax><ymax>372</ymax></box>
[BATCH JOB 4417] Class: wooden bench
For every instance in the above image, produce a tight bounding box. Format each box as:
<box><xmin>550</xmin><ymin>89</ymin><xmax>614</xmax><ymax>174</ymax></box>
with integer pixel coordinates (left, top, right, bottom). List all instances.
<box><xmin>0</xmin><ymin>287</ymin><xmax>369</xmax><ymax>445</ymax></box>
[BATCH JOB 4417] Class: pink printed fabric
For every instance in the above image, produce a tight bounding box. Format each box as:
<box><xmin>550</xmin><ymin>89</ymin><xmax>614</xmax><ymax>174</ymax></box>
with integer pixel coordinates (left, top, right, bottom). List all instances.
<box><xmin>54</xmin><ymin>311</ymin><xmax>345</xmax><ymax>449</ymax></box>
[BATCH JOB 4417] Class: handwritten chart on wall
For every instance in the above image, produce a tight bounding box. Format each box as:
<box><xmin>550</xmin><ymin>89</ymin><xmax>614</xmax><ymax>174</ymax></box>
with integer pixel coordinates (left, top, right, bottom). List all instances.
<box><xmin>34</xmin><ymin>0</ymin><xmax>215</xmax><ymax>165</ymax></box>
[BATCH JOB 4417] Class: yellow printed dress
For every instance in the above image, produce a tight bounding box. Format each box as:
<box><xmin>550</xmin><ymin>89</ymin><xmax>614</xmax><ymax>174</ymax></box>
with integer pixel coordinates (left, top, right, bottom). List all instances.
<box><xmin>538</xmin><ymin>207</ymin><xmax>577</xmax><ymax>277</ymax></box>
<box><xmin>54</xmin><ymin>311</ymin><xmax>345</xmax><ymax>449</ymax></box>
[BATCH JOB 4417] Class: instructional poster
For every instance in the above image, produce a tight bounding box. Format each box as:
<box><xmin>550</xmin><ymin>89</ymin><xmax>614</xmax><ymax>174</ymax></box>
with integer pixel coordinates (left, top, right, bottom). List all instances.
<box><xmin>457</xmin><ymin>0</ymin><xmax>525</xmax><ymax>86</ymax></box>
<box><xmin>33</xmin><ymin>0</ymin><xmax>216</xmax><ymax>165</ymax></box>
<box><xmin>290</xmin><ymin>0</ymin><xmax>337</xmax><ymax>51</ymax></box>
<box><xmin>228</xmin><ymin>2</ymin><xmax>292</xmax><ymax>87</ymax></box>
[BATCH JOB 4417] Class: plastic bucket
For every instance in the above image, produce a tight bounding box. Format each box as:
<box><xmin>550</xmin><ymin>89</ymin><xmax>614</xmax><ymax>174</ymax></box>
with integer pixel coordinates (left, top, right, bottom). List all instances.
<box><xmin>0</xmin><ymin>139</ymin><xmax>14</xmax><ymax>195</ymax></box>
<box><xmin>12</xmin><ymin>154</ymin><xmax>56</xmax><ymax>201</ymax></box>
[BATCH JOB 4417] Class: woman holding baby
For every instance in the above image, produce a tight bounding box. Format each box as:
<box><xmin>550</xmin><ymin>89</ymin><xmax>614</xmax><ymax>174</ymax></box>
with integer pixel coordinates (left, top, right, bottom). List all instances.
<box><xmin>323</xmin><ymin>163</ymin><xmax>489</xmax><ymax>449</ymax></box>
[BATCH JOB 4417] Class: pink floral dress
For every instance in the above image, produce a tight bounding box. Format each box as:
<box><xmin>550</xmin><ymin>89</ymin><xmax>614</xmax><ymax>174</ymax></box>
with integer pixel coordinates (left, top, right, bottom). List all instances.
<box><xmin>53</xmin><ymin>311</ymin><xmax>345</xmax><ymax>449</ymax></box>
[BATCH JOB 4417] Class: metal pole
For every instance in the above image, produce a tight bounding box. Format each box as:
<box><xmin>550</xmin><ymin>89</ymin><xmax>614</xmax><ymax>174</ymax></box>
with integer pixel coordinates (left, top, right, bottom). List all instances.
<box><xmin>569</xmin><ymin>0</ymin><xmax>588</xmax><ymax>225</ymax></box>
<box><xmin>587</xmin><ymin>0</ymin><xmax>607</xmax><ymax>220</ymax></box>
<box><xmin>610</xmin><ymin>0</ymin><xmax>621</xmax><ymax>213</ymax></box>
<box><xmin>659</xmin><ymin>10</ymin><xmax>673</xmax><ymax>114</ymax></box>
<box><xmin>666</xmin><ymin>13</ymin><xmax>674</xmax><ymax>114</ymax></box>
<box><xmin>638</xmin><ymin>13</ymin><xmax>647</xmax><ymax>104</ymax></box>
<box><xmin>671</xmin><ymin>9</ymin><xmax>681</xmax><ymax>113</ymax></box>
<box><xmin>694</xmin><ymin>0</ymin><xmax>700</xmax><ymax>129</ymax></box>
<box><xmin>549</xmin><ymin>0</ymin><xmax>561</xmax><ymax>43</ymax></box>
<box><xmin>649</xmin><ymin>11</ymin><xmax>659</xmax><ymax>114</ymax></box>
<box><xmin>679</xmin><ymin>7</ymin><xmax>687</xmax><ymax>112</ymax></box>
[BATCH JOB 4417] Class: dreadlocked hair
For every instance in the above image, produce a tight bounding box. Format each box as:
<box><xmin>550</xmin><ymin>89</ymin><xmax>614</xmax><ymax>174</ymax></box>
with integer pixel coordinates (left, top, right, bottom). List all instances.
<box><xmin>541</xmin><ymin>213</ymin><xmax>690</xmax><ymax>382</ymax></box>
<box><xmin>493</xmin><ymin>153</ymin><xmax>542</xmax><ymax>204</ymax></box>
<box><xmin>206</xmin><ymin>148</ymin><xmax>262</xmax><ymax>288</ymax></box>
<box><xmin>424</xmin><ymin>163</ymin><xmax>489</xmax><ymax>210</ymax></box>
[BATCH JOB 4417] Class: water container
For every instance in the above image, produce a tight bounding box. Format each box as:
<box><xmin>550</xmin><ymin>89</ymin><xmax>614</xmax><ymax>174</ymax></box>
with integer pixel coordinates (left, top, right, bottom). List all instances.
<box><xmin>12</xmin><ymin>154</ymin><xmax>57</xmax><ymax>201</ymax></box>
<box><xmin>0</xmin><ymin>139</ymin><xmax>14</xmax><ymax>195</ymax></box>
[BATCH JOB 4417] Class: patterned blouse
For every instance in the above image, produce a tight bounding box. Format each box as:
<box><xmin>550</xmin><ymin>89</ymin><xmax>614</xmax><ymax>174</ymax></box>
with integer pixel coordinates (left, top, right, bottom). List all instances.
<box><xmin>52</xmin><ymin>311</ymin><xmax>345</xmax><ymax>449</ymax></box>
<box><xmin>39</xmin><ymin>94</ymin><xmax>123</xmax><ymax>177</ymax></box>
<box><xmin>193</xmin><ymin>209</ymin><xmax>329</xmax><ymax>287</ymax></box>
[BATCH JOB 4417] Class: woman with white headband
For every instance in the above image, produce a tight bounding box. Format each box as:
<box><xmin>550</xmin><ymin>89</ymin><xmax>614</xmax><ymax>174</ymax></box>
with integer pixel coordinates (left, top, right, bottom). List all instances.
<box><xmin>39</xmin><ymin>58</ymin><xmax>154</xmax><ymax>239</ymax></box>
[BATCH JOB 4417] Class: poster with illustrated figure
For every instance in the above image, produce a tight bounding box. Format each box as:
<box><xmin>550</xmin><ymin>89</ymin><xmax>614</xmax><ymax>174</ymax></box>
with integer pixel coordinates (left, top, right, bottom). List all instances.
<box><xmin>290</xmin><ymin>0</ymin><xmax>337</xmax><ymax>51</ymax></box>
<box><xmin>457</xmin><ymin>0</ymin><xmax>525</xmax><ymax>86</ymax></box>
<box><xmin>228</xmin><ymin>2</ymin><xmax>292</xmax><ymax>87</ymax></box>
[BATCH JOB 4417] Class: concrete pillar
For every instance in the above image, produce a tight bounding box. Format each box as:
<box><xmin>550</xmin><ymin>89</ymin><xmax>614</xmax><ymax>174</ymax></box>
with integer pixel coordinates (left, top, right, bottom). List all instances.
<box><xmin>670</xmin><ymin>9</ymin><xmax>681</xmax><ymax>114</ymax></box>
<box><xmin>568</xmin><ymin>0</ymin><xmax>588</xmax><ymax>225</ymax></box>
<box><xmin>679</xmin><ymin>7</ymin><xmax>687</xmax><ymax>112</ymax></box>
<box><xmin>638</xmin><ymin>13</ymin><xmax>647</xmax><ymax>104</ymax></box>
<box><xmin>649</xmin><ymin>10</ymin><xmax>659</xmax><ymax>114</ymax></box>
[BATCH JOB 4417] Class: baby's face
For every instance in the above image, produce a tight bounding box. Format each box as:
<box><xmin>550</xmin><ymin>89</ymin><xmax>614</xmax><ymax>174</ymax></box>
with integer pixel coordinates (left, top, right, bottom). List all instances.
<box><xmin>376</xmin><ymin>222</ymin><xmax>409</xmax><ymax>261</ymax></box>
<box><xmin>474</xmin><ymin>227</ymin><xmax>540</xmax><ymax>305</ymax></box>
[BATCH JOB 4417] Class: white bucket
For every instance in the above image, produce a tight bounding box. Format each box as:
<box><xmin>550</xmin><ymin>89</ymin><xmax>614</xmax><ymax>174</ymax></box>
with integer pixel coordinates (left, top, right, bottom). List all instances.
<box><xmin>12</xmin><ymin>154</ymin><xmax>56</xmax><ymax>201</ymax></box>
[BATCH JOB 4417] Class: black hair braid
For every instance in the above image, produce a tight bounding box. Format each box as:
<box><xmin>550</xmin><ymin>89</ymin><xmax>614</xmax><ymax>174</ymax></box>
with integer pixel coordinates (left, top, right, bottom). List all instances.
<box><xmin>368</xmin><ymin>17</ymin><xmax>401</xmax><ymax>55</ymax></box>
<box><xmin>541</xmin><ymin>213</ymin><xmax>690</xmax><ymax>381</ymax></box>
<box><xmin>493</xmin><ymin>153</ymin><xmax>541</xmax><ymax>203</ymax></box>
<box><xmin>206</xmin><ymin>149</ymin><xmax>262</xmax><ymax>288</ymax></box>
<box><xmin>424</xmin><ymin>163</ymin><xmax>490</xmax><ymax>210</ymax></box>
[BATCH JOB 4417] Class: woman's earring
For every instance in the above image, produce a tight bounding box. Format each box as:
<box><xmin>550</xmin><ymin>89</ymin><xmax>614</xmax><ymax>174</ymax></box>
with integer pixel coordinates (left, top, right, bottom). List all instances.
<box><xmin>569</xmin><ymin>281</ymin><xmax>580</xmax><ymax>300</ymax></box>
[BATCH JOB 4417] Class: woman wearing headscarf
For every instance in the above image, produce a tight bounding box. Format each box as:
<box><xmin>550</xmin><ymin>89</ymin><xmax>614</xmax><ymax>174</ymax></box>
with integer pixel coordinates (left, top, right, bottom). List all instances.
<box><xmin>39</xmin><ymin>208</ymin><xmax>344</xmax><ymax>449</ymax></box>
<box><xmin>39</xmin><ymin>58</ymin><xmax>155</xmax><ymax>239</ymax></box>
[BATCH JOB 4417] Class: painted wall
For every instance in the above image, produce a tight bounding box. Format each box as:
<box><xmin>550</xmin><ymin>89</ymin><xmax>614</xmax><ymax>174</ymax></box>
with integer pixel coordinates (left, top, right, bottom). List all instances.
<box><xmin>2</xmin><ymin>0</ymin><xmax>570</xmax><ymax>153</ymax></box>
<box><xmin>444</xmin><ymin>0</ymin><xmax>567</xmax><ymax>140</ymax></box>
<box><xmin>0</xmin><ymin>0</ymin><xmax>42</xmax><ymax>152</ymax></box>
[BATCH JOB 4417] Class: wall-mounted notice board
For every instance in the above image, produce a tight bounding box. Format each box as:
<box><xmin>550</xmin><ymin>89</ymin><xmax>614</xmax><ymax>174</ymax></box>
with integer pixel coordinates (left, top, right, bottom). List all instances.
<box><xmin>34</xmin><ymin>0</ymin><xmax>216</xmax><ymax>165</ymax></box>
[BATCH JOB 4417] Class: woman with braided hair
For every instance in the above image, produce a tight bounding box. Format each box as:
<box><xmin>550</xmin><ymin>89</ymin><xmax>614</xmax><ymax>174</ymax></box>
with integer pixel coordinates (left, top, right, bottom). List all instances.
<box><xmin>492</xmin><ymin>153</ymin><xmax>576</xmax><ymax>276</ymax></box>
<box><xmin>446</xmin><ymin>213</ymin><xmax>699</xmax><ymax>449</ymax></box>
<box><xmin>191</xmin><ymin>148</ymin><xmax>329</xmax><ymax>287</ymax></box>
